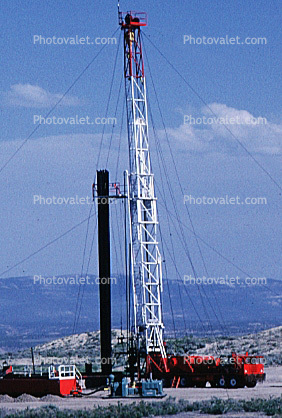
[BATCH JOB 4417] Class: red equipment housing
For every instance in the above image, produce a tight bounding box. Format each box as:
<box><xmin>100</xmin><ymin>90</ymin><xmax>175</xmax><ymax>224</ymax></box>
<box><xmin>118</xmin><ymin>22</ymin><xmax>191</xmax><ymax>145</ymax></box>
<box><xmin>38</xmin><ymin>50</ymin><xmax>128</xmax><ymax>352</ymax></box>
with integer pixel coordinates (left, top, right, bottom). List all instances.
<box><xmin>147</xmin><ymin>352</ymin><xmax>265</xmax><ymax>389</ymax></box>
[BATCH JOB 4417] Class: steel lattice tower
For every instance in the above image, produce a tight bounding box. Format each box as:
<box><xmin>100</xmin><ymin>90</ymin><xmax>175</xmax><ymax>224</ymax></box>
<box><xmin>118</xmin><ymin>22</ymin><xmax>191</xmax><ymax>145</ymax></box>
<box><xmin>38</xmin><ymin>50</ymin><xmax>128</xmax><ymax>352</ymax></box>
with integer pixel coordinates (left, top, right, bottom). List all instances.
<box><xmin>119</xmin><ymin>11</ymin><xmax>166</xmax><ymax>358</ymax></box>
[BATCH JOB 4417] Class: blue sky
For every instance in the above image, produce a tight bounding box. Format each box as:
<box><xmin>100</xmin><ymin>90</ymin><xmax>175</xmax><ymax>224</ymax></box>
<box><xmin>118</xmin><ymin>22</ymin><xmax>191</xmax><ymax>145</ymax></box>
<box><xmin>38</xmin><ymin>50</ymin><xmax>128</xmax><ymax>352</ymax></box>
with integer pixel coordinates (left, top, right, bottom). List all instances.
<box><xmin>0</xmin><ymin>0</ymin><xmax>281</xmax><ymax>287</ymax></box>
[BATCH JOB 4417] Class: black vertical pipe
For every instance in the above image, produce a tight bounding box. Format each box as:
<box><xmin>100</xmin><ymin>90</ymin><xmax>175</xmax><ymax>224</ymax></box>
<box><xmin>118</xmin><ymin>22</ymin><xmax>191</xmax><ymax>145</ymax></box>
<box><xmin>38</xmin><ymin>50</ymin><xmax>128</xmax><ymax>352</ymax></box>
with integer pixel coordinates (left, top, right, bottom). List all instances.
<box><xmin>31</xmin><ymin>347</ymin><xmax>35</xmax><ymax>374</ymax></box>
<box><xmin>97</xmin><ymin>169</ymin><xmax>112</xmax><ymax>375</ymax></box>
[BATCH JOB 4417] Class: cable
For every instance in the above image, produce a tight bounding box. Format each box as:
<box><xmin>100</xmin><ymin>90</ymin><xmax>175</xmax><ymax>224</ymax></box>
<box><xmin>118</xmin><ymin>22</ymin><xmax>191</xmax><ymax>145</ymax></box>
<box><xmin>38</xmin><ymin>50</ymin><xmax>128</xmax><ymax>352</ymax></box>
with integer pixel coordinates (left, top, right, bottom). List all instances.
<box><xmin>160</xmin><ymin>237</ymin><xmax>207</xmax><ymax>334</ymax></box>
<box><xmin>158</xmin><ymin>223</ymin><xmax>178</xmax><ymax>340</ymax></box>
<box><xmin>73</xmin><ymin>210</ymin><xmax>97</xmax><ymax>333</ymax></box>
<box><xmin>72</xmin><ymin>205</ymin><xmax>96</xmax><ymax>334</ymax></box>
<box><xmin>145</xmin><ymin>75</ymin><xmax>218</xmax><ymax>337</ymax></box>
<box><xmin>143</xmin><ymin>33</ymin><xmax>282</xmax><ymax>193</ymax></box>
<box><xmin>157</xmin><ymin>199</ymin><xmax>281</xmax><ymax>298</ymax></box>
<box><xmin>73</xmin><ymin>31</ymin><xmax>122</xmax><ymax>332</ymax></box>
<box><xmin>80</xmin><ymin>386</ymin><xmax>106</xmax><ymax>396</ymax></box>
<box><xmin>95</xmin><ymin>31</ymin><xmax>122</xmax><ymax>173</ymax></box>
<box><xmin>155</xmin><ymin>141</ymin><xmax>189</xmax><ymax>337</ymax></box>
<box><xmin>150</xmin><ymin>104</ymin><xmax>187</xmax><ymax>337</ymax></box>
<box><xmin>72</xmin><ymin>205</ymin><xmax>94</xmax><ymax>333</ymax></box>
<box><xmin>0</xmin><ymin>213</ymin><xmax>96</xmax><ymax>278</ymax></box>
<box><xmin>144</xmin><ymin>45</ymin><xmax>228</xmax><ymax>335</ymax></box>
<box><xmin>74</xmin><ymin>214</ymin><xmax>98</xmax><ymax>333</ymax></box>
<box><xmin>143</xmin><ymin>35</ymin><xmax>279</xmax><ymax>338</ymax></box>
<box><xmin>114</xmin><ymin>97</ymin><xmax>126</xmax><ymax>180</ymax></box>
<box><xmin>105</xmin><ymin>73</ymin><xmax>123</xmax><ymax>167</ymax></box>
<box><xmin>0</xmin><ymin>27</ymin><xmax>120</xmax><ymax>176</ymax></box>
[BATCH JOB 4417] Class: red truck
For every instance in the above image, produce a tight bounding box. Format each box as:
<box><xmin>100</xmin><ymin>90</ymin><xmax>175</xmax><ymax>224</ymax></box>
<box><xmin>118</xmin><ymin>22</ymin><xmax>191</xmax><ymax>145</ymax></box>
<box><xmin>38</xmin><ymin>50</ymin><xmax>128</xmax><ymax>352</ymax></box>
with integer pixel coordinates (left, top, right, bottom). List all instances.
<box><xmin>147</xmin><ymin>351</ymin><xmax>265</xmax><ymax>388</ymax></box>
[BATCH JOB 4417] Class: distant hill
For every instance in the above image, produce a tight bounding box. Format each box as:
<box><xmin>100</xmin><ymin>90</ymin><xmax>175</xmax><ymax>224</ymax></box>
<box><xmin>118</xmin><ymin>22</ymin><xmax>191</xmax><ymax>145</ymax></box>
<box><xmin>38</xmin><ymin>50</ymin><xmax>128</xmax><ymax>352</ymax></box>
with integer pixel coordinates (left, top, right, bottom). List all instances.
<box><xmin>0</xmin><ymin>330</ymin><xmax>123</xmax><ymax>371</ymax></box>
<box><xmin>166</xmin><ymin>326</ymin><xmax>282</xmax><ymax>366</ymax></box>
<box><xmin>0</xmin><ymin>275</ymin><xmax>281</xmax><ymax>352</ymax></box>
<box><xmin>1</xmin><ymin>326</ymin><xmax>281</xmax><ymax>370</ymax></box>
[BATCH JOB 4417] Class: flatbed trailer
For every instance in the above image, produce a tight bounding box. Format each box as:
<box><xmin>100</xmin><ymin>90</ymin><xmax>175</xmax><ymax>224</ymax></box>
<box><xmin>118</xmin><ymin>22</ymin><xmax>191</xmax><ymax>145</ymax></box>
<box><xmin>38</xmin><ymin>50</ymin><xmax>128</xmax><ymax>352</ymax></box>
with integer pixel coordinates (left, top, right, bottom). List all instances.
<box><xmin>148</xmin><ymin>352</ymin><xmax>265</xmax><ymax>388</ymax></box>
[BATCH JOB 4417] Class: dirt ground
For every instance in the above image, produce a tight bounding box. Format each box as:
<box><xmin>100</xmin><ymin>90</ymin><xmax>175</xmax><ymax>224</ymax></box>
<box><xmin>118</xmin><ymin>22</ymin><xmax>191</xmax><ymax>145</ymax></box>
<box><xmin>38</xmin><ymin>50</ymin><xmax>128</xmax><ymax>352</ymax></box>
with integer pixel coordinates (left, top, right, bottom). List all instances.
<box><xmin>0</xmin><ymin>366</ymin><xmax>281</xmax><ymax>416</ymax></box>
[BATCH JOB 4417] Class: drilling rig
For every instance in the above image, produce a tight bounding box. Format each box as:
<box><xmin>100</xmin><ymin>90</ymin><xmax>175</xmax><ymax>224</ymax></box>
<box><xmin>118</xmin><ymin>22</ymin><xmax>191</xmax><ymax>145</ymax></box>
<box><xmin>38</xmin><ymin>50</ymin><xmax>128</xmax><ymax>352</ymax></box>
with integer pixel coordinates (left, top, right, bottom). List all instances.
<box><xmin>107</xmin><ymin>9</ymin><xmax>266</xmax><ymax>392</ymax></box>
<box><xmin>0</xmin><ymin>7</ymin><xmax>266</xmax><ymax>399</ymax></box>
<box><xmin>119</xmin><ymin>10</ymin><xmax>167</xmax><ymax>374</ymax></box>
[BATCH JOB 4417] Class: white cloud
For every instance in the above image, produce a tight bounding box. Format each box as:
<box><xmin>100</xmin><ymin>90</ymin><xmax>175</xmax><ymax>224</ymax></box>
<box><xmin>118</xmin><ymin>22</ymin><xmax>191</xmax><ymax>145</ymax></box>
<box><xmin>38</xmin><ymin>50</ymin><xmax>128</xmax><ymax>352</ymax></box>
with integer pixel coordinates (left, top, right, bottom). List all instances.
<box><xmin>166</xmin><ymin>103</ymin><xmax>282</xmax><ymax>155</ymax></box>
<box><xmin>3</xmin><ymin>84</ymin><xmax>83</xmax><ymax>108</ymax></box>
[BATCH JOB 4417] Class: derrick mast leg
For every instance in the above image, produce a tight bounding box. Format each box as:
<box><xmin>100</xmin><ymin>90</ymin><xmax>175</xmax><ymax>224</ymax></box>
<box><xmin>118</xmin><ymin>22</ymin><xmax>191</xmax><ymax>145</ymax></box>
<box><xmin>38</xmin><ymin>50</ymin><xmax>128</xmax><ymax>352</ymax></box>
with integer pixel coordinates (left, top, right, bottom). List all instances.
<box><xmin>120</xmin><ymin>12</ymin><xmax>166</xmax><ymax>360</ymax></box>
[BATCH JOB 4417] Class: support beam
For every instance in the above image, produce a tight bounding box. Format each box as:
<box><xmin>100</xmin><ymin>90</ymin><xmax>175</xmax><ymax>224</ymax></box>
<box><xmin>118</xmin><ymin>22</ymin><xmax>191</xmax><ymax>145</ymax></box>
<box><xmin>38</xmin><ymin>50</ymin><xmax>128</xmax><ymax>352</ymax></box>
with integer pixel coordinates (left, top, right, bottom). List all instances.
<box><xmin>97</xmin><ymin>169</ymin><xmax>112</xmax><ymax>375</ymax></box>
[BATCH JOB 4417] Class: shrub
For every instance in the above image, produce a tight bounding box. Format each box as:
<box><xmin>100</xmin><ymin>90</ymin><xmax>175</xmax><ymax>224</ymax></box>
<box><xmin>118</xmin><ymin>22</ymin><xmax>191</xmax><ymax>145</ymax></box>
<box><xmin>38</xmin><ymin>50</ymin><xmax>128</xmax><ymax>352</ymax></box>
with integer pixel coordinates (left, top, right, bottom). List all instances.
<box><xmin>5</xmin><ymin>396</ymin><xmax>282</xmax><ymax>417</ymax></box>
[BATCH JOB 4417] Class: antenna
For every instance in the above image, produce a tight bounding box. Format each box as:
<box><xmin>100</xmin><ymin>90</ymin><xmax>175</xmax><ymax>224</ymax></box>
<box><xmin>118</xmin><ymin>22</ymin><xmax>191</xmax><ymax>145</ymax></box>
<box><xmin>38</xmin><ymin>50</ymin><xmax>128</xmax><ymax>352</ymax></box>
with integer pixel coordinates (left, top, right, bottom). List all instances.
<box><xmin>118</xmin><ymin>1</ymin><xmax>124</xmax><ymax>26</ymax></box>
<box><xmin>117</xmin><ymin>1</ymin><xmax>121</xmax><ymax>24</ymax></box>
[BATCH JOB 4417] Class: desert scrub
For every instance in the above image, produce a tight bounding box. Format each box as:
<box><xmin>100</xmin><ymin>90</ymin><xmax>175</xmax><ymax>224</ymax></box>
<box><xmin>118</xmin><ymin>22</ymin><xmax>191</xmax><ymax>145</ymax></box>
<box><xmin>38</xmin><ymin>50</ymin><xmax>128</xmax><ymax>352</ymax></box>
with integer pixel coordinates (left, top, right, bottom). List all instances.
<box><xmin>5</xmin><ymin>396</ymin><xmax>282</xmax><ymax>417</ymax></box>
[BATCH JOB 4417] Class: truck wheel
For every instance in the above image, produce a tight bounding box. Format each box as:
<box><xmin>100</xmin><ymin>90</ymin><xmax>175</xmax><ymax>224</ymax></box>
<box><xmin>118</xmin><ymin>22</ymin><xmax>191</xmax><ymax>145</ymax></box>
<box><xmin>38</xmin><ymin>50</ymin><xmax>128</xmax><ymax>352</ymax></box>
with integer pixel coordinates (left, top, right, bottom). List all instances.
<box><xmin>229</xmin><ymin>377</ymin><xmax>238</xmax><ymax>388</ymax></box>
<box><xmin>246</xmin><ymin>381</ymin><xmax>256</xmax><ymax>388</ymax></box>
<box><xmin>163</xmin><ymin>378</ymin><xmax>170</xmax><ymax>388</ymax></box>
<box><xmin>195</xmin><ymin>382</ymin><xmax>206</xmax><ymax>388</ymax></box>
<box><xmin>218</xmin><ymin>377</ymin><xmax>226</xmax><ymax>388</ymax></box>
